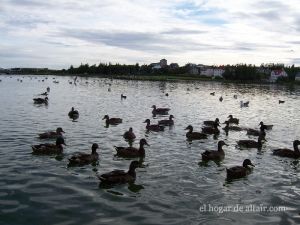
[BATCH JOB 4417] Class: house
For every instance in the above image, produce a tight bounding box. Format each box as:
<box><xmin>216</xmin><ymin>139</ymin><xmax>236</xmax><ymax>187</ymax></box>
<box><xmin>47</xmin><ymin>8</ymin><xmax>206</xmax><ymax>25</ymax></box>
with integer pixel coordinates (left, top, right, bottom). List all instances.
<box><xmin>200</xmin><ymin>66</ymin><xmax>224</xmax><ymax>78</ymax></box>
<box><xmin>269</xmin><ymin>69</ymin><xmax>288</xmax><ymax>82</ymax></box>
<box><xmin>212</xmin><ymin>67</ymin><xmax>225</xmax><ymax>78</ymax></box>
<box><xmin>295</xmin><ymin>72</ymin><xmax>300</xmax><ymax>81</ymax></box>
<box><xmin>187</xmin><ymin>63</ymin><xmax>200</xmax><ymax>75</ymax></box>
<box><xmin>150</xmin><ymin>59</ymin><xmax>168</xmax><ymax>70</ymax></box>
<box><xmin>169</xmin><ymin>63</ymin><xmax>179</xmax><ymax>69</ymax></box>
<box><xmin>150</xmin><ymin>63</ymin><xmax>161</xmax><ymax>70</ymax></box>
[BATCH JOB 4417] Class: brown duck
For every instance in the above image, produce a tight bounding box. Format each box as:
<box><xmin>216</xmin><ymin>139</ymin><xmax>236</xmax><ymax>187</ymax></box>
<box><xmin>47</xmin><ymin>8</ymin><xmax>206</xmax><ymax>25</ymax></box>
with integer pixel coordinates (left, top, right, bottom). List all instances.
<box><xmin>201</xmin><ymin>141</ymin><xmax>228</xmax><ymax>161</ymax></box>
<box><xmin>68</xmin><ymin>143</ymin><xmax>99</xmax><ymax>166</ymax></box>
<box><xmin>98</xmin><ymin>161</ymin><xmax>139</xmax><ymax>184</ymax></box>
<box><xmin>237</xmin><ymin>135</ymin><xmax>264</xmax><ymax>149</ymax></box>
<box><xmin>123</xmin><ymin>127</ymin><xmax>136</xmax><ymax>140</ymax></box>
<box><xmin>226</xmin><ymin>159</ymin><xmax>255</xmax><ymax>180</ymax></box>
<box><xmin>144</xmin><ymin>119</ymin><xmax>164</xmax><ymax>132</ymax></box>
<box><xmin>38</xmin><ymin>127</ymin><xmax>65</xmax><ymax>139</ymax></box>
<box><xmin>32</xmin><ymin>136</ymin><xmax>66</xmax><ymax>154</ymax></box>
<box><xmin>102</xmin><ymin>115</ymin><xmax>122</xmax><ymax>125</ymax></box>
<box><xmin>185</xmin><ymin>125</ymin><xmax>207</xmax><ymax>140</ymax></box>
<box><xmin>115</xmin><ymin>139</ymin><xmax>149</xmax><ymax>158</ymax></box>
<box><xmin>152</xmin><ymin>105</ymin><xmax>170</xmax><ymax>115</ymax></box>
<box><xmin>273</xmin><ymin>140</ymin><xmax>300</xmax><ymax>158</ymax></box>
<box><xmin>158</xmin><ymin>115</ymin><xmax>174</xmax><ymax>126</ymax></box>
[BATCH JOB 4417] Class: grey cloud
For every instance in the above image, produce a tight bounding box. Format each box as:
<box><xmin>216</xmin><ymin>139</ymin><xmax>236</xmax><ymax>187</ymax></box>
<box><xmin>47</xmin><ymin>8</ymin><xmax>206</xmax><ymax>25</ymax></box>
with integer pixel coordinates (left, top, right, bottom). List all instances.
<box><xmin>5</xmin><ymin>17</ymin><xmax>50</xmax><ymax>28</ymax></box>
<box><xmin>161</xmin><ymin>28</ymin><xmax>207</xmax><ymax>35</ymax></box>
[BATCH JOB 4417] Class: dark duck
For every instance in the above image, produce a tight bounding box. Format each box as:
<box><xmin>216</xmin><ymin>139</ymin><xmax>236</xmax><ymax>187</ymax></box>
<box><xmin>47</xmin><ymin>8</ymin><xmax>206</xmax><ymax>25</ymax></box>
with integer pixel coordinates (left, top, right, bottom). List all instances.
<box><xmin>223</xmin><ymin>121</ymin><xmax>242</xmax><ymax>132</ymax></box>
<box><xmin>38</xmin><ymin>127</ymin><xmax>65</xmax><ymax>139</ymax></box>
<box><xmin>123</xmin><ymin>127</ymin><xmax>136</xmax><ymax>140</ymax></box>
<box><xmin>144</xmin><ymin>119</ymin><xmax>164</xmax><ymax>132</ymax></box>
<box><xmin>115</xmin><ymin>139</ymin><xmax>149</xmax><ymax>158</ymax></box>
<box><xmin>203</xmin><ymin>118</ymin><xmax>219</xmax><ymax>127</ymax></box>
<box><xmin>151</xmin><ymin>105</ymin><xmax>170</xmax><ymax>115</ymax></box>
<box><xmin>68</xmin><ymin>107</ymin><xmax>79</xmax><ymax>119</ymax></box>
<box><xmin>32</xmin><ymin>136</ymin><xmax>66</xmax><ymax>154</ymax></box>
<box><xmin>102</xmin><ymin>115</ymin><xmax>122</xmax><ymax>125</ymax></box>
<box><xmin>273</xmin><ymin>140</ymin><xmax>300</xmax><ymax>158</ymax></box>
<box><xmin>33</xmin><ymin>97</ymin><xmax>48</xmax><ymax>104</ymax></box>
<box><xmin>246</xmin><ymin>123</ymin><xmax>267</xmax><ymax>136</ymax></box>
<box><xmin>226</xmin><ymin>115</ymin><xmax>239</xmax><ymax>124</ymax></box>
<box><xmin>158</xmin><ymin>115</ymin><xmax>174</xmax><ymax>126</ymax></box>
<box><xmin>98</xmin><ymin>161</ymin><xmax>139</xmax><ymax>184</ymax></box>
<box><xmin>201</xmin><ymin>141</ymin><xmax>228</xmax><ymax>161</ymax></box>
<box><xmin>237</xmin><ymin>135</ymin><xmax>264</xmax><ymax>149</ymax></box>
<box><xmin>68</xmin><ymin>143</ymin><xmax>99</xmax><ymax>166</ymax></box>
<box><xmin>202</xmin><ymin>122</ymin><xmax>220</xmax><ymax>135</ymax></box>
<box><xmin>226</xmin><ymin>159</ymin><xmax>255</xmax><ymax>180</ymax></box>
<box><xmin>185</xmin><ymin>125</ymin><xmax>207</xmax><ymax>140</ymax></box>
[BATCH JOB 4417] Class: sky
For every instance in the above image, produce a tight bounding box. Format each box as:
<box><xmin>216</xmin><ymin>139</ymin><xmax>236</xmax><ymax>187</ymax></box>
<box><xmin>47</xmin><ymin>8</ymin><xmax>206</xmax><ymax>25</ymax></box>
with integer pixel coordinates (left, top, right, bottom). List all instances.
<box><xmin>0</xmin><ymin>0</ymin><xmax>300</xmax><ymax>69</ymax></box>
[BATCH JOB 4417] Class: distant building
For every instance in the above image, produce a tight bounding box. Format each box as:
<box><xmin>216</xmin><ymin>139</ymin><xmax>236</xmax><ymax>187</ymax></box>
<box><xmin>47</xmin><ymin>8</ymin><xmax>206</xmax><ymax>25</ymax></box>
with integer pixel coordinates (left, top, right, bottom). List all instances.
<box><xmin>212</xmin><ymin>67</ymin><xmax>225</xmax><ymax>78</ymax></box>
<box><xmin>169</xmin><ymin>63</ymin><xmax>179</xmax><ymax>69</ymax></box>
<box><xmin>160</xmin><ymin>59</ymin><xmax>167</xmax><ymax>68</ymax></box>
<box><xmin>187</xmin><ymin>63</ymin><xmax>200</xmax><ymax>75</ymax></box>
<box><xmin>150</xmin><ymin>63</ymin><xmax>161</xmax><ymax>70</ymax></box>
<box><xmin>295</xmin><ymin>72</ymin><xmax>300</xmax><ymax>81</ymax></box>
<box><xmin>270</xmin><ymin>69</ymin><xmax>288</xmax><ymax>82</ymax></box>
<box><xmin>200</xmin><ymin>66</ymin><xmax>224</xmax><ymax>78</ymax></box>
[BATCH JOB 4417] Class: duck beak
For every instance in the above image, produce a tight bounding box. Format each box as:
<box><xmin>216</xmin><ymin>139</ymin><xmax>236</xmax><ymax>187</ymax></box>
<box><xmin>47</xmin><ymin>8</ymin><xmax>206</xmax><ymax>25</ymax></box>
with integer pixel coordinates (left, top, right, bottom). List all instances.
<box><xmin>250</xmin><ymin>163</ymin><xmax>255</xmax><ymax>167</ymax></box>
<box><xmin>184</xmin><ymin>127</ymin><xmax>189</xmax><ymax>130</ymax></box>
<box><xmin>146</xmin><ymin>142</ymin><xmax>150</xmax><ymax>146</ymax></box>
<box><xmin>224</xmin><ymin>143</ymin><xmax>229</xmax><ymax>146</ymax></box>
<box><xmin>143</xmin><ymin>120</ymin><xmax>147</xmax><ymax>123</ymax></box>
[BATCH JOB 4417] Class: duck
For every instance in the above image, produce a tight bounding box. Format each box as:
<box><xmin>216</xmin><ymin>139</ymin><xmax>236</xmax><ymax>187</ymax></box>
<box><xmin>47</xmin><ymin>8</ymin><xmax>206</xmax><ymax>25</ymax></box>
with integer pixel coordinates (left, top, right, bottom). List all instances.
<box><xmin>223</xmin><ymin>121</ymin><xmax>242</xmax><ymax>132</ymax></box>
<box><xmin>40</xmin><ymin>92</ymin><xmax>48</xmax><ymax>96</ymax></box>
<box><xmin>68</xmin><ymin>143</ymin><xmax>99</xmax><ymax>166</ymax></box>
<box><xmin>273</xmin><ymin>140</ymin><xmax>300</xmax><ymax>158</ymax></box>
<box><xmin>237</xmin><ymin>135</ymin><xmax>264</xmax><ymax>149</ymax></box>
<box><xmin>233</xmin><ymin>94</ymin><xmax>238</xmax><ymax>99</ymax></box>
<box><xmin>123</xmin><ymin>127</ymin><xmax>136</xmax><ymax>140</ymax></box>
<box><xmin>226</xmin><ymin>159</ymin><xmax>254</xmax><ymax>180</ymax></box>
<box><xmin>158</xmin><ymin>115</ymin><xmax>174</xmax><ymax>126</ymax></box>
<box><xmin>240</xmin><ymin>101</ymin><xmax>249</xmax><ymax>107</ymax></box>
<box><xmin>227</xmin><ymin>115</ymin><xmax>239</xmax><ymax>124</ymax></box>
<box><xmin>246</xmin><ymin>124</ymin><xmax>266</xmax><ymax>137</ymax></box>
<box><xmin>165</xmin><ymin>93</ymin><xmax>169</xmax><ymax>96</ymax></box>
<box><xmin>98</xmin><ymin>160</ymin><xmax>139</xmax><ymax>184</ymax></box>
<box><xmin>203</xmin><ymin>118</ymin><xmax>219</xmax><ymax>127</ymax></box>
<box><xmin>38</xmin><ymin>127</ymin><xmax>65</xmax><ymax>139</ymax></box>
<box><xmin>201</xmin><ymin>122</ymin><xmax>220</xmax><ymax>135</ymax></box>
<box><xmin>102</xmin><ymin>115</ymin><xmax>122</xmax><ymax>125</ymax></box>
<box><xmin>144</xmin><ymin>119</ymin><xmax>164</xmax><ymax>132</ymax></box>
<box><xmin>32</xmin><ymin>136</ymin><xmax>66</xmax><ymax>154</ymax></box>
<box><xmin>219</xmin><ymin>96</ymin><xmax>223</xmax><ymax>102</ymax></box>
<box><xmin>152</xmin><ymin>105</ymin><xmax>170</xmax><ymax>115</ymax></box>
<box><xmin>201</xmin><ymin>141</ymin><xmax>228</xmax><ymax>161</ymax></box>
<box><xmin>115</xmin><ymin>139</ymin><xmax>149</xmax><ymax>158</ymax></box>
<box><xmin>121</xmin><ymin>94</ymin><xmax>127</xmax><ymax>99</ymax></box>
<box><xmin>68</xmin><ymin>107</ymin><xmax>79</xmax><ymax>118</ymax></box>
<box><xmin>259</xmin><ymin>121</ymin><xmax>273</xmax><ymax>130</ymax></box>
<box><xmin>185</xmin><ymin>125</ymin><xmax>207</xmax><ymax>140</ymax></box>
<box><xmin>33</xmin><ymin>97</ymin><xmax>48</xmax><ymax>104</ymax></box>
<box><xmin>46</xmin><ymin>87</ymin><xmax>50</xmax><ymax>92</ymax></box>
<box><xmin>210</xmin><ymin>92</ymin><xmax>215</xmax><ymax>96</ymax></box>
<box><xmin>279</xmin><ymin>100</ymin><xmax>285</xmax><ymax>104</ymax></box>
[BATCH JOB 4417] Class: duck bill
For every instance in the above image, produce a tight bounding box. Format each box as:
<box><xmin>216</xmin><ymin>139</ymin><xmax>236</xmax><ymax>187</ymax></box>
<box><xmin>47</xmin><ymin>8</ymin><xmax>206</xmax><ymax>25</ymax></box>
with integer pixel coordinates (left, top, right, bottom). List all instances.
<box><xmin>184</xmin><ymin>127</ymin><xmax>189</xmax><ymax>130</ymax></box>
<box><xmin>250</xmin><ymin>163</ymin><xmax>255</xmax><ymax>167</ymax></box>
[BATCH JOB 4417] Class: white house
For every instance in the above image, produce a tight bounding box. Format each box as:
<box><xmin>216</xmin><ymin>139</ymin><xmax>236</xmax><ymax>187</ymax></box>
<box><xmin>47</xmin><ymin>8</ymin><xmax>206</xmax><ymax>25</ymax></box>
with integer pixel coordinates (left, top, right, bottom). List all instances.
<box><xmin>213</xmin><ymin>67</ymin><xmax>225</xmax><ymax>78</ymax></box>
<box><xmin>200</xmin><ymin>66</ymin><xmax>225</xmax><ymax>78</ymax></box>
<box><xmin>270</xmin><ymin>69</ymin><xmax>288</xmax><ymax>82</ymax></box>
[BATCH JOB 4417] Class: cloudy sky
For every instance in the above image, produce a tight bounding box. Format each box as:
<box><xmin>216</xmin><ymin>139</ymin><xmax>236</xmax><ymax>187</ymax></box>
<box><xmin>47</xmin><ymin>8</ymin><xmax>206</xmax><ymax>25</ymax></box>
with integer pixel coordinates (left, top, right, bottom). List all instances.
<box><xmin>1</xmin><ymin>0</ymin><xmax>300</xmax><ymax>69</ymax></box>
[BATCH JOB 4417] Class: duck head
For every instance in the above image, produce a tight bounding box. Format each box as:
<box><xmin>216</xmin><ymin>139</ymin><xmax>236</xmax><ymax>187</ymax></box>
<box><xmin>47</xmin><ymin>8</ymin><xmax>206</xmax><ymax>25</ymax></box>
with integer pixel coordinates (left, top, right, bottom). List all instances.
<box><xmin>129</xmin><ymin>127</ymin><xmax>133</xmax><ymax>132</ymax></box>
<box><xmin>169</xmin><ymin>115</ymin><xmax>174</xmax><ymax>120</ymax></box>
<box><xmin>102</xmin><ymin>115</ymin><xmax>109</xmax><ymax>120</ymax></box>
<box><xmin>143</xmin><ymin>119</ymin><xmax>150</xmax><ymax>124</ymax></box>
<box><xmin>129</xmin><ymin>160</ymin><xmax>139</xmax><ymax>171</ymax></box>
<box><xmin>184</xmin><ymin>125</ymin><xmax>193</xmax><ymax>132</ymax></box>
<box><xmin>151</xmin><ymin>105</ymin><xmax>157</xmax><ymax>109</ymax></box>
<box><xmin>259</xmin><ymin>121</ymin><xmax>264</xmax><ymax>126</ymax></box>
<box><xmin>218</xmin><ymin>140</ymin><xmax>228</xmax><ymax>148</ymax></box>
<box><xmin>92</xmin><ymin>143</ymin><xmax>99</xmax><ymax>153</ymax></box>
<box><xmin>215</xmin><ymin>118</ymin><xmax>220</xmax><ymax>123</ymax></box>
<box><xmin>45</xmin><ymin>97</ymin><xmax>49</xmax><ymax>101</ymax></box>
<box><xmin>56</xmin><ymin>127</ymin><xmax>65</xmax><ymax>133</ymax></box>
<box><xmin>243</xmin><ymin>159</ymin><xmax>255</xmax><ymax>168</ymax></box>
<box><xmin>228</xmin><ymin>115</ymin><xmax>233</xmax><ymax>119</ymax></box>
<box><xmin>140</xmin><ymin>138</ymin><xmax>150</xmax><ymax>147</ymax></box>
<box><xmin>293</xmin><ymin>140</ymin><xmax>300</xmax><ymax>148</ymax></box>
<box><xmin>71</xmin><ymin>107</ymin><xmax>74</xmax><ymax>111</ymax></box>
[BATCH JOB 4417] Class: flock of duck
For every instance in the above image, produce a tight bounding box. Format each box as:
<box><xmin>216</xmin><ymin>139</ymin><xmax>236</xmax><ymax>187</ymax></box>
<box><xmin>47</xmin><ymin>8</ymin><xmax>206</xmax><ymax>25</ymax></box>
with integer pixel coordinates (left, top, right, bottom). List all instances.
<box><xmin>31</xmin><ymin>84</ymin><xmax>300</xmax><ymax>186</ymax></box>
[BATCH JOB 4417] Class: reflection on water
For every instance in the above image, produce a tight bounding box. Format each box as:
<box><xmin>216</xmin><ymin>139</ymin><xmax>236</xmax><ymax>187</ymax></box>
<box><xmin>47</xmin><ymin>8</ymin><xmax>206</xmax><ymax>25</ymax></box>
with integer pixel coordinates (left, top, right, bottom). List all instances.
<box><xmin>0</xmin><ymin>75</ymin><xmax>300</xmax><ymax>225</ymax></box>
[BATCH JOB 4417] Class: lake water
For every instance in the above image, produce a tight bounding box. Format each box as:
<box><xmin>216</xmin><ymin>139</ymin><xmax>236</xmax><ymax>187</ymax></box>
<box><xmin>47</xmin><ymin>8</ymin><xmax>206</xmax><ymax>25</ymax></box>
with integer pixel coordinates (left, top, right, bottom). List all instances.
<box><xmin>0</xmin><ymin>75</ymin><xmax>299</xmax><ymax>225</ymax></box>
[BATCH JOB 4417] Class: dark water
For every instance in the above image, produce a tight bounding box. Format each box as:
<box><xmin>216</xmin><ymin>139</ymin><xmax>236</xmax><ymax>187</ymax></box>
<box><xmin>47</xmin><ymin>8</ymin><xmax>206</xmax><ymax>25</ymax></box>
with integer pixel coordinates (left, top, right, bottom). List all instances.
<box><xmin>0</xmin><ymin>75</ymin><xmax>299</xmax><ymax>225</ymax></box>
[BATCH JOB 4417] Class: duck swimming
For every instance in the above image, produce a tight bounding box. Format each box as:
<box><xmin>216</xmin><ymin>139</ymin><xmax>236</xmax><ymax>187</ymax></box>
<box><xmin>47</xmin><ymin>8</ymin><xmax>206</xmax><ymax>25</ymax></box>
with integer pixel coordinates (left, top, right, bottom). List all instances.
<box><xmin>237</xmin><ymin>135</ymin><xmax>264</xmax><ymax>149</ymax></box>
<box><xmin>185</xmin><ymin>125</ymin><xmax>207</xmax><ymax>140</ymax></box>
<box><xmin>115</xmin><ymin>139</ymin><xmax>149</xmax><ymax>158</ymax></box>
<box><xmin>227</xmin><ymin>115</ymin><xmax>239</xmax><ymax>124</ymax></box>
<box><xmin>68</xmin><ymin>107</ymin><xmax>79</xmax><ymax>118</ymax></box>
<box><xmin>123</xmin><ymin>127</ymin><xmax>136</xmax><ymax>140</ymax></box>
<box><xmin>223</xmin><ymin>121</ymin><xmax>242</xmax><ymax>132</ymax></box>
<box><xmin>158</xmin><ymin>115</ymin><xmax>174</xmax><ymax>126</ymax></box>
<box><xmin>202</xmin><ymin>122</ymin><xmax>220</xmax><ymax>135</ymax></box>
<box><xmin>246</xmin><ymin>123</ymin><xmax>266</xmax><ymax>137</ymax></box>
<box><xmin>121</xmin><ymin>94</ymin><xmax>127</xmax><ymax>99</ymax></box>
<box><xmin>68</xmin><ymin>143</ymin><xmax>99</xmax><ymax>166</ymax></box>
<box><xmin>226</xmin><ymin>159</ymin><xmax>254</xmax><ymax>180</ymax></box>
<box><xmin>273</xmin><ymin>140</ymin><xmax>300</xmax><ymax>158</ymax></box>
<box><xmin>102</xmin><ymin>115</ymin><xmax>122</xmax><ymax>125</ymax></box>
<box><xmin>98</xmin><ymin>160</ymin><xmax>139</xmax><ymax>184</ymax></box>
<box><xmin>38</xmin><ymin>127</ymin><xmax>65</xmax><ymax>139</ymax></box>
<box><xmin>203</xmin><ymin>118</ymin><xmax>219</xmax><ymax>127</ymax></box>
<box><xmin>201</xmin><ymin>141</ymin><xmax>228</xmax><ymax>161</ymax></box>
<box><xmin>259</xmin><ymin>121</ymin><xmax>273</xmax><ymax>130</ymax></box>
<box><xmin>152</xmin><ymin>105</ymin><xmax>170</xmax><ymax>115</ymax></box>
<box><xmin>144</xmin><ymin>119</ymin><xmax>164</xmax><ymax>132</ymax></box>
<box><xmin>32</xmin><ymin>136</ymin><xmax>66</xmax><ymax>154</ymax></box>
<box><xmin>33</xmin><ymin>97</ymin><xmax>48</xmax><ymax>104</ymax></box>
<box><xmin>240</xmin><ymin>101</ymin><xmax>249</xmax><ymax>107</ymax></box>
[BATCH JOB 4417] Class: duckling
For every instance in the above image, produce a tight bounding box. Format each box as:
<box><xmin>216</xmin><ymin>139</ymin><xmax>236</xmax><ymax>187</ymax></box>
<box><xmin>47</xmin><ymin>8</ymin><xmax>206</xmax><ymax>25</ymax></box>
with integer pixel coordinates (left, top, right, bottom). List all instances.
<box><xmin>32</xmin><ymin>136</ymin><xmax>66</xmax><ymax>154</ymax></box>
<box><xmin>202</xmin><ymin>122</ymin><xmax>220</xmax><ymax>135</ymax></box>
<box><xmin>273</xmin><ymin>140</ymin><xmax>300</xmax><ymax>158</ymax></box>
<box><xmin>237</xmin><ymin>135</ymin><xmax>264</xmax><ymax>149</ymax></box>
<box><xmin>185</xmin><ymin>125</ymin><xmax>207</xmax><ymax>140</ymax></box>
<box><xmin>158</xmin><ymin>115</ymin><xmax>174</xmax><ymax>126</ymax></box>
<box><xmin>144</xmin><ymin>119</ymin><xmax>164</xmax><ymax>132</ymax></box>
<box><xmin>38</xmin><ymin>127</ymin><xmax>65</xmax><ymax>139</ymax></box>
<box><xmin>115</xmin><ymin>139</ymin><xmax>149</xmax><ymax>158</ymax></box>
<box><xmin>223</xmin><ymin>121</ymin><xmax>242</xmax><ymax>132</ymax></box>
<box><xmin>98</xmin><ymin>160</ymin><xmax>139</xmax><ymax>184</ymax></box>
<box><xmin>259</xmin><ymin>121</ymin><xmax>273</xmax><ymax>130</ymax></box>
<box><xmin>68</xmin><ymin>107</ymin><xmax>79</xmax><ymax>118</ymax></box>
<box><xmin>68</xmin><ymin>143</ymin><xmax>99</xmax><ymax>166</ymax></box>
<box><xmin>227</xmin><ymin>115</ymin><xmax>239</xmax><ymax>124</ymax></box>
<box><xmin>151</xmin><ymin>105</ymin><xmax>170</xmax><ymax>115</ymax></box>
<box><xmin>201</xmin><ymin>141</ymin><xmax>228</xmax><ymax>161</ymax></box>
<box><xmin>226</xmin><ymin>159</ymin><xmax>254</xmax><ymax>180</ymax></box>
<box><xmin>123</xmin><ymin>127</ymin><xmax>136</xmax><ymax>140</ymax></box>
<box><xmin>121</xmin><ymin>94</ymin><xmax>127</xmax><ymax>99</ymax></box>
<box><xmin>203</xmin><ymin>118</ymin><xmax>219</xmax><ymax>127</ymax></box>
<box><xmin>33</xmin><ymin>97</ymin><xmax>48</xmax><ymax>104</ymax></box>
<box><xmin>102</xmin><ymin>115</ymin><xmax>122</xmax><ymax>125</ymax></box>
